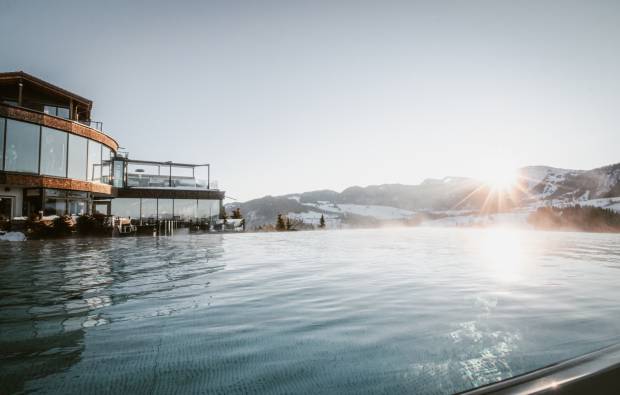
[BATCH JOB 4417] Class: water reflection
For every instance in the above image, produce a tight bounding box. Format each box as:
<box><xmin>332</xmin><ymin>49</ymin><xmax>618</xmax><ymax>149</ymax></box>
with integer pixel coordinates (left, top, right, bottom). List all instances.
<box><xmin>0</xmin><ymin>234</ymin><xmax>224</xmax><ymax>394</ymax></box>
<box><xmin>476</xmin><ymin>229</ymin><xmax>526</xmax><ymax>283</ymax></box>
<box><xmin>1</xmin><ymin>229</ymin><xmax>619</xmax><ymax>394</ymax></box>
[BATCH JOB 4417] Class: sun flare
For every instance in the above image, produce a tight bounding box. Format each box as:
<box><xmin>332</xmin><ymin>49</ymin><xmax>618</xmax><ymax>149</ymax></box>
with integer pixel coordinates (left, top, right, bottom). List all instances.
<box><xmin>478</xmin><ymin>165</ymin><xmax>519</xmax><ymax>190</ymax></box>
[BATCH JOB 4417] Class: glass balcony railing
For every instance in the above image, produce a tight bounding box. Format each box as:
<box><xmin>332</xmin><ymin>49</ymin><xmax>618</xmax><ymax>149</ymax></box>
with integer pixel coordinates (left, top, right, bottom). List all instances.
<box><xmin>2</xmin><ymin>100</ymin><xmax>104</xmax><ymax>132</ymax></box>
<box><xmin>112</xmin><ymin>159</ymin><xmax>214</xmax><ymax>190</ymax></box>
<box><xmin>126</xmin><ymin>173</ymin><xmax>211</xmax><ymax>189</ymax></box>
<box><xmin>77</xmin><ymin>120</ymin><xmax>104</xmax><ymax>131</ymax></box>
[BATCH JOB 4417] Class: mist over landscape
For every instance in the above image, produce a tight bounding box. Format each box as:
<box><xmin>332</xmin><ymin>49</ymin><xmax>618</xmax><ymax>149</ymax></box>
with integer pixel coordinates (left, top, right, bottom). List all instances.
<box><xmin>228</xmin><ymin>162</ymin><xmax>620</xmax><ymax>229</ymax></box>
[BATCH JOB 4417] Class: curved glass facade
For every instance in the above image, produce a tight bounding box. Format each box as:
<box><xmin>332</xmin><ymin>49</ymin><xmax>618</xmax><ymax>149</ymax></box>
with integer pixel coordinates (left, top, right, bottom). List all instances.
<box><xmin>41</xmin><ymin>127</ymin><xmax>68</xmax><ymax>177</ymax></box>
<box><xmin>5</xmin><ymin>119</ymin><xmax>40</xmax><ymax>173</ymax></box>
<box><xmin>0</xmin><ymin>117</ymin><xmax>114</xmax><ymax>183</ymax></box>
<box><xmin>87</xmin><ymin>140</ymin><xmax>101</xmax><ymax>182</ymax></box>
<box><xmin>68</xmin><ymin>134</ymin><xmax>87</xmax><ymax>180</ymax></box>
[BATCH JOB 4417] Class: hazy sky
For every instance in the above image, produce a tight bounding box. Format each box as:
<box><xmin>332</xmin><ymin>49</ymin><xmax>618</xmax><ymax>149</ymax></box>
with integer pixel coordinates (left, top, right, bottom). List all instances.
<box><xmin>1</xmin><ymin>0</ymin><xmax>619</xmax><ymax>201</ymax></box>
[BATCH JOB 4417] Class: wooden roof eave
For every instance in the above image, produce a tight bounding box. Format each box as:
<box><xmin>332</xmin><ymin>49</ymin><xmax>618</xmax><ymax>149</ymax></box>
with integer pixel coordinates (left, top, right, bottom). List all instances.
<box><xmin>0</xmin><ymin>71</ymin><xmax>93</xmax><ymax>108</ymax></box>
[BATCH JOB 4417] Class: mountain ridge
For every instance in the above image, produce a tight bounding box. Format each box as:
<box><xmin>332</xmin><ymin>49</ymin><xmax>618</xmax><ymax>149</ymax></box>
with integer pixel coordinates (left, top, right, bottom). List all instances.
<box><xmin>228</xmin><ymin>162</ymin><xmax>620</xmax><ymax>229</ymax></box>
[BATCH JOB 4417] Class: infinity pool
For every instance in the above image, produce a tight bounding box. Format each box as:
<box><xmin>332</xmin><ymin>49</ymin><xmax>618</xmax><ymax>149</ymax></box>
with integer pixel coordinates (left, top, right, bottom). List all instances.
<box><xmin>1</xmin><ymin>228</ymin><xmax>619</xmax><ymax>394</ymax></box>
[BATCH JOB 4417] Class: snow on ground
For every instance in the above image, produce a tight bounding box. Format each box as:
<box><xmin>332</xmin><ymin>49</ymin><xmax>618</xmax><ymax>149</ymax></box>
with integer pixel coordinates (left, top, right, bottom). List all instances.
<box><xmin>525</xmin><ymin>196</ymin><xmax>620</xmax><ymax>213</ymax></box>
<box><xmin>0</xmin><ymin>231</ymin><xmax>27</xmax><ymax>241</ymax></box>
<box><xmin>426</xmin><ymin>209</ymin><xmax>475</xmax><ymax>216</ymax></box>
<box><xmin>304</xmin><ymin>202</ymin><xmax>415</xmax><ymax>220</ymax></box>
<box><xmin>520</xmin><ymin>167</ymin><xmax>554</xmax><ymax>190</ymax></box>
<box><xmin>520</xmin><ymin>166</ymin><xmax>579</xmax><ymax>198</ymax></box>
<box><xmin>560</xmin><ymin>197</ymin><xmax>620</xmax><ymax>212</ymax></box>
<box><xmin>286</xmin><ymin>211</ymin><xmax>342</xmax><ymax>227</ymax></box>
<box><xmin>287</xmin><ymin>195</ymin><xmax>301</xmax><ymax>202</ymax></box>
<box><xmin>521</xmin><ymin>167</ymin><xmax>564</xmax><ymax>188</ymax></box>
<box><xmin>290</xmin><ymin>194</ymin><xmax>620</xmax><ymax>229</ymax></box>
<box><xmin>541</xmin><ymin>183</ymin><xmax>559</xmax><ymax>198</ymax></box>
<box><xmin>337</xmin><ymin>204</ymin><xmax>415</xmax><ymax>219</ymax></box>
<box><xmin>304</xmin><ymin>202</ymin><xmax>341</xmax><ymax>213</ymax></box>
<box><xmin>422</xmin><ymin>212</ymin><xmax>530</xmax><ymax>228</ymax></box>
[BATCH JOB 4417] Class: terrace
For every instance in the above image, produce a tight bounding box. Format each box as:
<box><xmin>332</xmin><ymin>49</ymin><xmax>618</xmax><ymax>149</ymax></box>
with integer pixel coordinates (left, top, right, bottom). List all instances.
<box><xmin>113</xmin><ymin>157</ymin><xmax>213</xmax><ymax>191</ymax></box>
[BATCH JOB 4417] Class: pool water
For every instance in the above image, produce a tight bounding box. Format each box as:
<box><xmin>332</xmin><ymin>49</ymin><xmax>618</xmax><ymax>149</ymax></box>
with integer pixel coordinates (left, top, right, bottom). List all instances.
<box><xmin>1</xmin><ymin>227</ymin><xmax>619</xmax><ymax>394</ymax></box>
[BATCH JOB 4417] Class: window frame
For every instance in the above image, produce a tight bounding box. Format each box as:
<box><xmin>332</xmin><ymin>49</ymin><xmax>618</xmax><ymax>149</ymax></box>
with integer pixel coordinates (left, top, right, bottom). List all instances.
<box><xmin>4</xmin><ymin>118</ymin><xmax>41</xmax><ymax>174</ymax></box>
<box><xmin>40</xmin><ymin>126</ymin><xmax>69</xmax><ymax>177</ymax></box>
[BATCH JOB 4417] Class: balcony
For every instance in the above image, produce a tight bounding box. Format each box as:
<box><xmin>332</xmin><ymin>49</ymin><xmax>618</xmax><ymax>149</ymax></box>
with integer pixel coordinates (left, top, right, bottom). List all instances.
<box><xmin>120</xmin><ymin>159</ymin><xmax>213</xmax><ymax>191</ymax></box>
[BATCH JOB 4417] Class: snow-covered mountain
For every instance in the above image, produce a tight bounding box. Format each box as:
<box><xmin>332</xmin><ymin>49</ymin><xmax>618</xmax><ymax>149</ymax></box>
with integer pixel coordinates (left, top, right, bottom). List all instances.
<box><xmin>519</xmin><ymin>164</ymin><xmax>620</xmax><ymax>201</ymax></box>
<box><xmin>228</xmin><ymin>163</ymin><xmax>620</xmax><ymax>229</ymax></box>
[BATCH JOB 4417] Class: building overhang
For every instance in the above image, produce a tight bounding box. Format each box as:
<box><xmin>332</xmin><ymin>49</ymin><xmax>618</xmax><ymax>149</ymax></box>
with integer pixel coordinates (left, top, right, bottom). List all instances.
<box><xmin>115</xmin><ymin>187</ymin><xmax>225</xmax><ymax>200</ymax></box>
<box><xmin>0</xmin><ymin>172</ymin><xmax>114</xmax><ymax>196</ymax></box>
<box><xmin>0</xmin><ymin>71</ymin><xmax>92</xmax><ymax>108</ymax></box>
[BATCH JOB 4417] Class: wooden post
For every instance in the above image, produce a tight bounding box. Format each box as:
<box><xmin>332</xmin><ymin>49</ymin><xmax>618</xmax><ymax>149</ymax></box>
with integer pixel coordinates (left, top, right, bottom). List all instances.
<box><xmin>17</xmin><ymin>80</ymin><xmax>23</xmax><ymax>106</ymax></box>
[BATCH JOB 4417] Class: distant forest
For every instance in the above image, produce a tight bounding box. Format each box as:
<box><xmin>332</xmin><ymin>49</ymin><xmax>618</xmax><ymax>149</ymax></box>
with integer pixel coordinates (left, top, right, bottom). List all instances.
<box><xmin>528</xmin><ymin>205</ymin><xmax>620</xmax><ymax>232</ymax></box>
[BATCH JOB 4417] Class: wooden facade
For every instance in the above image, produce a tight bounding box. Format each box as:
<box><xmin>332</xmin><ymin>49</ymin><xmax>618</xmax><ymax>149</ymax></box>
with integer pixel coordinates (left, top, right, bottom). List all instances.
<box><xmin>0</xmin><ymin>173</ymin><xmax>113</xmax><ymax>195</ymax></box>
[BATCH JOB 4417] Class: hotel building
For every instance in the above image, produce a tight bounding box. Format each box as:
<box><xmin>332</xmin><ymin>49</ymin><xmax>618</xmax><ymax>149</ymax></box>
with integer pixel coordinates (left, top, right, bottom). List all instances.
<box><xmin>0</xmin><ymin>71</ymin><xmax>224</xmax><ymax>223</ymax></box>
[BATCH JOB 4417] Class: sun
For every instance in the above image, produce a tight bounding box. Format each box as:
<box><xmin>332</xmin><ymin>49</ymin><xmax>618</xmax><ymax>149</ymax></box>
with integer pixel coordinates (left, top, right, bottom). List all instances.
<box><xmin>478</xmin><ymin>165</ymin><xmax>519</xmax><ymax>190</ymax></box>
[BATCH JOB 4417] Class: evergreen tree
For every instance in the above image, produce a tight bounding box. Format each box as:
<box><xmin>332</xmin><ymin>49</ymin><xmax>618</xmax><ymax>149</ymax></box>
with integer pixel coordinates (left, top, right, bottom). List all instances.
<box><xmin>276</xmin><ymin>214</ymin><xmax>286</xmax><ymax>231</ymax></box>
<box><xmin>231</xmin><ymin>208</ymin><xmax>242</xmax><ymax>219</ymax></box>
<box><xmin>285</xmin><ymin>217</ymin><xmax>291</xmax><ymax>230</ymax></box>
<box><xmin>319</xmin><ymin>214</ymin><xmax>326</xmax><ymax>229</ymax></box>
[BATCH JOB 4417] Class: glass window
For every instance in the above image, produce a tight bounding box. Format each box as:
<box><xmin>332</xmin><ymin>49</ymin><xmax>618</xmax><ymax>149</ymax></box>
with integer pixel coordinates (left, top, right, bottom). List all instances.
<box><xmin>171</xmin><ymin>166</ymin><xmax>194</xmax><ymax>178</ymax></box>
<box><xmin>194</xmin><ymin>166</ymin><xmax>210</xmax><ymax>189</ymax></box>
<box><xmin>93</xmin><ymin>202</ymin><xmax>110</xmax><ymax>215</ymax></box>
<box><xmin>0</xmin><ymin>117</ymin><xmax>5</xmax><ymax>170</ymax></box>
<box><xmin>111</xmin><ymin>198</ymin><xmax>140</xmax><ymax>219</ymax></box>
<box><xmin>67</xmin><ymin>191</ymin><xmax>88</xmax><ymax>199</ymax></box>
<box><xmin>87</xmin><ymin>140</ymin><xmax>101</xmax><ymax>182</ymax></box>
<box><xmin>43</xmin><ymin>105</ymin><xmax>70</xmax><ymax>119</ymax></box>
<box><xmin>126</xmin><ymin>162</ymin><xmax>170</xmax><ymax>188</ymax></box>
<box><xmin>101</xmin><ymin>146</ymin><xmax>112</xmax><ymax>184</ymax></box>
<box><xmin>68</xmin><ymin>134</ymin><xmax>87</xmax><ymax>180</ymax></box>
<box><xmin>56</xmin><ymin>107</ymin><xmax>70</xmax><ymax>119</ymax></box>
<box><xmin>44</xmin><ymin>188</ymin><xmax>66</xmax><ymax>198</ymax></box>
<box><xmin>197</xmin><ymin>199</ymin><xmax>220</xmax><ymax>220</ymax></box>
<box><xmin>170</xmin><ymin>166</ymin><xmax>195</xmax><ymax>188</ymax></box>
<box><xmin>43</xmin><ymin>105</ymin><xmax>55</xmax><ymax>116</ymax></box>
<box><xmin>141</xmin><ymin>199</ymin><xmax>157</xmax><ymax>223</ymax></box>
<box><xmin>174</xmin><ymin>199</ymin><xmax>197</xmax><ymax>221</ymax></box>
<box><xmin>158</xmin><ymin>199</ymin><xmax>173</xmax><ymax>220</ymax></box>
<box><xmin>67</xmin><ymin>200</ymin><xmax>87</xmax><ymax>216</ymax></box>
<box><xmin>0</xmin><ymin>196</ymin><xmax>13</xmax><ymax>219</ymax></box>
<box><xmin>112</xmin><ymin>160</ymin><xmax>125</xmax><ymax>187</ymax></box>
<box><xmin>5</xmin><ymin>119</ymin><xmax>40</xmax><ymax>173</ymax></box>
<box><xmin>40</xmin><ymin>127</ymin><xmax>68</xmax><ymax>177</ymax></box>
<box><xmin>44</xmin><ymin>199</ymin><xmax>67</xmax><ymax>216</ymax></box>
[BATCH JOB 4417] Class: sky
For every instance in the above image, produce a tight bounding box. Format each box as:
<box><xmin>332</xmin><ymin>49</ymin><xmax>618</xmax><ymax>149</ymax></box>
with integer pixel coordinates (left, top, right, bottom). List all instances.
<box><xmin>1</xmin><ymin>0</ymin><xmax>619</xmax><ymax>201</ymax></box>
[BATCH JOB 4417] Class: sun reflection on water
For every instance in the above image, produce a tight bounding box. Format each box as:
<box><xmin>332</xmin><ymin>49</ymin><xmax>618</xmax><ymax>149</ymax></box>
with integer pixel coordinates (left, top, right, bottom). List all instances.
<box><xmin>477</xmin><ymin>228</ymin><xmax>526</xmax><ymax>283</ymax></box>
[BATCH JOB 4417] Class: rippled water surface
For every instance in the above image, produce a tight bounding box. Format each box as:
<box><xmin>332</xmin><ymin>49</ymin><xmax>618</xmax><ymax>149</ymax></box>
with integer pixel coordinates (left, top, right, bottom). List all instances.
<box><xmin>1</xmin><ymin>228</ymin><xmax>620</xmax><ymax>394</ymax></box>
